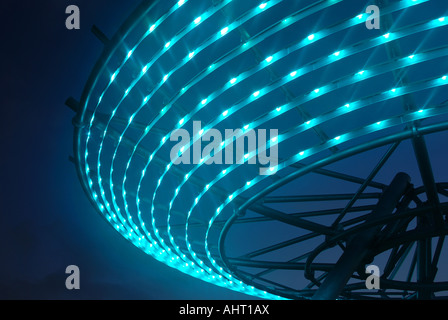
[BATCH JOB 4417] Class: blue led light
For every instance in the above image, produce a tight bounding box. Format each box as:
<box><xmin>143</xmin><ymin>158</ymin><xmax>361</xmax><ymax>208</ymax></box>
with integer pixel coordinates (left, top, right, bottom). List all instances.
<box><xmin>220</xmin><ymin>27</ymin><xmax>229</xmax><ymax>36</ymax></box>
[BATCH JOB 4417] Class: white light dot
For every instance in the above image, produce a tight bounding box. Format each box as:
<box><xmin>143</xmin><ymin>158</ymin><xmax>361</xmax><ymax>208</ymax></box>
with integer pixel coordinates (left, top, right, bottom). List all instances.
<box><xmin>220</xmin><ymin>27</ymin><xmax>229</xmax><ymax>36</ymax></box>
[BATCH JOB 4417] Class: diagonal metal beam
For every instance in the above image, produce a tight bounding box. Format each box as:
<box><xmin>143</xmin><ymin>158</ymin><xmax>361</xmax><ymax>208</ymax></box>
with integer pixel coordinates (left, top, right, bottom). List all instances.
<box><xmin>263</xmin><ymin>192</ymin><xmax>381</xmax><ymax>203</ymax></box>
<box><xmin>291</xmin><ymin>163</ymin><xmax>387</xmax><ymax>190</ymax></box>
<box><xmin>251</xmin><ymin>203</ymin><xmax>335</xmax><ymax>235</ymax></box>
<box><xmin>312</xmin><ymin>172</ymin><xmax>411</xmax><ymax>300</ymax></box>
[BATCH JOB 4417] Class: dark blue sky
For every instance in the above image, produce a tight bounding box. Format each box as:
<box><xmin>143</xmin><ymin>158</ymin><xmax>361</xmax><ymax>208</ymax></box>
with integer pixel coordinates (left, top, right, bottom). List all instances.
<box><xmin>0</xmin><ymin>0</ymin><xmax>253</xmax><ymax>299</ymax></box>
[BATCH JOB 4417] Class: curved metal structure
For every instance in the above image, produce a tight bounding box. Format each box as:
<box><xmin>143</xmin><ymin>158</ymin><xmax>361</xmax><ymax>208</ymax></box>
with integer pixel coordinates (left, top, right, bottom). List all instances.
<box><xmin>69</xmin><ymin>0</ymin><xmax>448</xmax><ymax>299</ymax></box>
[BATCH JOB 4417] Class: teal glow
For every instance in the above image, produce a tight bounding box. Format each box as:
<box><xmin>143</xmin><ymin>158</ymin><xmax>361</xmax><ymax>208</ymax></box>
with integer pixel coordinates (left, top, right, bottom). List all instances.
<box><xmin>78</xmin><ymin>0</ymin><xmax>441</xmax><ymax>300</ymax></box>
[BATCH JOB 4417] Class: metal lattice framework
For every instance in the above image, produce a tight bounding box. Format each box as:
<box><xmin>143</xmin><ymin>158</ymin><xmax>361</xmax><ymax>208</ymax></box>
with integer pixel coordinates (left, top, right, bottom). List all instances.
<box><xmin>69</xmin><ymin>0</ymin><xmax>448</xmax><ymax>299</ymax></box>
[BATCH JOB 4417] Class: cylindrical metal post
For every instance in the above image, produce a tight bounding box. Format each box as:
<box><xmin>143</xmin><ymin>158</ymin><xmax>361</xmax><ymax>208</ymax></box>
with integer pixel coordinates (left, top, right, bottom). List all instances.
<box><xmin>312</xmin><ymin>172</ymin><xmax>411</xmax><ymax>300</ymax></box>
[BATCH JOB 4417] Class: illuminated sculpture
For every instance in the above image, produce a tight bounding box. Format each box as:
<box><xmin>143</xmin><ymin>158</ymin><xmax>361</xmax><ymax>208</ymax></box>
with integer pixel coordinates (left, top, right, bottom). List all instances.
<box><xmin>68</xmin><ymin>0</ymin><xmax>448</xmax><ymax>299</ymax></box>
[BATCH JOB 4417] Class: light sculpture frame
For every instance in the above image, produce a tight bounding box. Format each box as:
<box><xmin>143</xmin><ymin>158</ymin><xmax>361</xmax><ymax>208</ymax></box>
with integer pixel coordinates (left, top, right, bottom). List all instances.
<box><xmin>69</xmin><ymin>0</ymin><xmax>448</xmax><ymax>299</ymax></box>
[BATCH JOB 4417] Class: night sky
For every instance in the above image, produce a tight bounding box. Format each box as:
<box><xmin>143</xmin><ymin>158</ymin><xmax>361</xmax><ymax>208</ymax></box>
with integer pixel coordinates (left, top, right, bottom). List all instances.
<box><xmin>0</xmin><ymin>0</ymin><xmax>252</xmax><ymax>299</ymax></box>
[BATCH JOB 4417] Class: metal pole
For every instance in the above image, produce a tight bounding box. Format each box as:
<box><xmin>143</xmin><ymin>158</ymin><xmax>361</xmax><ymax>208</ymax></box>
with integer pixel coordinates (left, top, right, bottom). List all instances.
<box><xmin>312</xmin><ymin>172</ymin><xmax>411</xmax><ymax>300</ymax></box>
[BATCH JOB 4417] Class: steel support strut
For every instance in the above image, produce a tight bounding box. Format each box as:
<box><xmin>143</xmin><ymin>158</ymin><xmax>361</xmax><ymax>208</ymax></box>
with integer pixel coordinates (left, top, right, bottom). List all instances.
<box><xmin>312</xmin><ymin>172</ymin><xmax>411</xmax><ymax>300</ymax></box>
